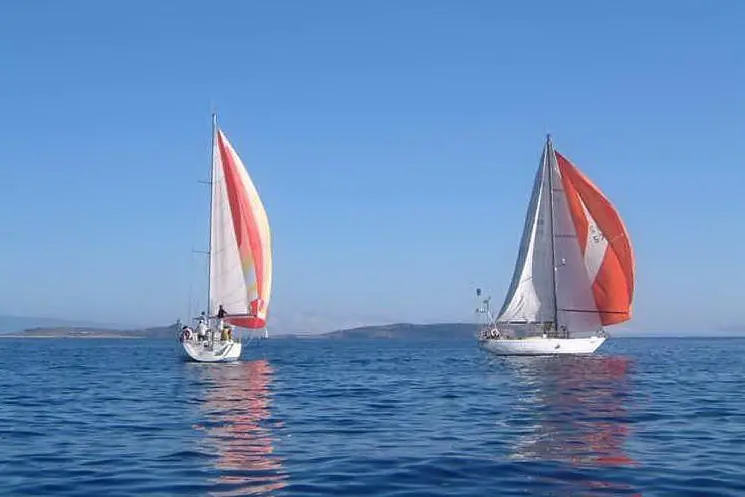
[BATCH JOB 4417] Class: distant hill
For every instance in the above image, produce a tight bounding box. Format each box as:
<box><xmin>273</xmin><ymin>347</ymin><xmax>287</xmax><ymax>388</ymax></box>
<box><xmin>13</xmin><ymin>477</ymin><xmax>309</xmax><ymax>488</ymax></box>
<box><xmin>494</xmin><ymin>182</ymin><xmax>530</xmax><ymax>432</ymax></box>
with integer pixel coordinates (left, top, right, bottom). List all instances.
<box><xmin>321</xmin><ymin>322</ymin><xmax>478</xmax><ymax>340</ymax></box>
<box><xmin>1</xmin><ymin>321</ymin><xmax>477</xmax><ymax>340</ymax></box>
<box><xmin>1</xmin><ymin>322</ymin><xmax>181</xmax><ymax>339</ymax></box>
<box><xmin>0</xmin><ymin>315</ymin><xmax>119</xmax><ymax>333</ymax></box>
<box><xmin>6</xmin><ymin>319</ymin><xmax>744</xmax><ymax>340</ymax></box>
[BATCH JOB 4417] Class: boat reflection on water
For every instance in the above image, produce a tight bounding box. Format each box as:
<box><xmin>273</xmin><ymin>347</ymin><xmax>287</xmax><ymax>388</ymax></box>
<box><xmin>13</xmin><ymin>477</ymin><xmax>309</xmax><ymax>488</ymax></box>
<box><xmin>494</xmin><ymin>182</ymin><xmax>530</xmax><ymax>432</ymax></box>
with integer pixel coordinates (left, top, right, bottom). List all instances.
<box><xmin>502</xmin><ymin>355</ymin><xmax>640</xmax><ymax>495</ymax></box>
<box><xmin>193</xmin><ymin>359</ymin><xmax>287</xmax><ymax>496</ymax></box>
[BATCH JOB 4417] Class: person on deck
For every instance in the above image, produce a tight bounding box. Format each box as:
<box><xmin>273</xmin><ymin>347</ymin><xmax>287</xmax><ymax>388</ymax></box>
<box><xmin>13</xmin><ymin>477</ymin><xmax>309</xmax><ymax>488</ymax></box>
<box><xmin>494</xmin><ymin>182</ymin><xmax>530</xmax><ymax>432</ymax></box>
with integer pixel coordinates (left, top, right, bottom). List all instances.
<box><xmin>216</xmin><ymin>305</ymin><xmax>227</xmax><ymax>332</ymax></box>
<box><xmin>195</xmin><ymin>315</ymin><xmax>207</xmax><ymax>342</ymax></box>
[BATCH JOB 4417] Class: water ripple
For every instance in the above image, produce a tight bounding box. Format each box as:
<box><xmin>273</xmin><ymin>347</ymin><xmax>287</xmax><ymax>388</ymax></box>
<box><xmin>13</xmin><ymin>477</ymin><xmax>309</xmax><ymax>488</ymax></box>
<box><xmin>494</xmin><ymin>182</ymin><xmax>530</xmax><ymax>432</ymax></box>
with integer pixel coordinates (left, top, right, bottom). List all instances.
<box><xmin>1</xmin><ymin>337</ymin><xmax>745</xmax><ymax>495</ymax></box>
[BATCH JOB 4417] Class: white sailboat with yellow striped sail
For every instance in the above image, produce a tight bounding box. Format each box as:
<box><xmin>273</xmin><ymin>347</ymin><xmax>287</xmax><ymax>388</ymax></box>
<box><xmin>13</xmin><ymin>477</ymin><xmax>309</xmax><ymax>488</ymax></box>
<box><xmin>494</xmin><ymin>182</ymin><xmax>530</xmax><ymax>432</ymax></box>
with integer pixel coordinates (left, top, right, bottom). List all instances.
<box><xmin>477</xmin><ymin>135</ymin><xmax>634</xmax><ymax>355</ymax></box>
<box><xmin>179</xmin><ymin>115</ymin><xmax>273</xmax><ymax>363</ymax></box>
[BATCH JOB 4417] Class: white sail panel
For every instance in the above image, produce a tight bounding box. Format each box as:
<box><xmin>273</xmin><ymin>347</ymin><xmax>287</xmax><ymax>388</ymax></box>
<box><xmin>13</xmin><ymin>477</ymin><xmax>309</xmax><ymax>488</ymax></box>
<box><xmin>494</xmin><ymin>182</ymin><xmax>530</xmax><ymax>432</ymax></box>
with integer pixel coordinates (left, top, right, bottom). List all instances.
<box><xmin>547</xmin><ymin>147</ymin><xmax>602</xmax><ymax>333</ymax></box>
<box><xmin>208</xmin><ymin>128</ymin><xmax>250</xmax><ymax>317</ymax></box>
<box><xmin>496</xmin><ymin>149</ymin><xmax>556</xmax><ymax>324</ymax></box>
<box><xmin>580</xmin><ymin>199</ymin><xmax>609</xmax><ymax>283</ymax></box>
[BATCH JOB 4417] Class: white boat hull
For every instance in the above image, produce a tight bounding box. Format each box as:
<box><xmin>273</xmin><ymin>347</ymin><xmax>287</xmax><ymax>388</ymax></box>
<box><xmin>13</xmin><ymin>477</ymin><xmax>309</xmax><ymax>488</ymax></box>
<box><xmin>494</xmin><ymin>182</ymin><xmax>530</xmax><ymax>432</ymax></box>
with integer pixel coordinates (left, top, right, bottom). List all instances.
<box><xmin>479</xmin><ymin>336</ymin><xmax>606</xmax><ymax>356</ymax></box>
<box><xmin>181</xmin><ymin>339</ymin><xmax>242</xmax><ymax>363</ymax></box>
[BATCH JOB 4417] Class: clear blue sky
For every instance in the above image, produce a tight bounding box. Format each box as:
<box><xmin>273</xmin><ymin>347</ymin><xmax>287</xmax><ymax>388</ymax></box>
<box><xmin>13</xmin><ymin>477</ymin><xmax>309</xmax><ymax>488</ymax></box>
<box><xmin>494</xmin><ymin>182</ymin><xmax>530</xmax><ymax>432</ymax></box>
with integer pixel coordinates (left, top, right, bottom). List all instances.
<box><xmin>1</xmin><ymin>1</ymin><xmax>743</xmax><ymax>333</ymax></box>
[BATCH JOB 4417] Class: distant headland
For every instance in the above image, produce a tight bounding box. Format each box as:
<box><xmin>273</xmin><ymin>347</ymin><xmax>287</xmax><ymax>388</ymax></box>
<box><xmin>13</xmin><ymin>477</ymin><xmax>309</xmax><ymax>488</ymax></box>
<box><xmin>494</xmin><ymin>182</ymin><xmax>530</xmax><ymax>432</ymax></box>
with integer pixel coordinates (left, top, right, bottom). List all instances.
<box><xmin>0</xmin><ymin>322</ymin><xmax>479</xmax><ymax>340</ymax></box>
<box><xmin>0</xmin><ymin>323</ymin><xmax>182</xmax><ymax>339</ymax></box>
<box><xmin>1</xmin><ymin>318</ymin><xmax>744</xmax><ymax>339</ymax></box>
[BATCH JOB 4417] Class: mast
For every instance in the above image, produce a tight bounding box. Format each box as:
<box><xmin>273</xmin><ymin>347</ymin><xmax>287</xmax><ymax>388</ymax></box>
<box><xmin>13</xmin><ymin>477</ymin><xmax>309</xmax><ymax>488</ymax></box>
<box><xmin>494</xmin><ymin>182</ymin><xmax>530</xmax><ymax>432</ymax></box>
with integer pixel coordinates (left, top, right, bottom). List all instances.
<box><xmin>545</xmin><ymin>134</ymin><xmax>559</xmax><ymax>329</ymax></box>
<box><xmin>206</xmin><ymin>113</ymin><xmax>217</xmax><ymax>314</ymax></box>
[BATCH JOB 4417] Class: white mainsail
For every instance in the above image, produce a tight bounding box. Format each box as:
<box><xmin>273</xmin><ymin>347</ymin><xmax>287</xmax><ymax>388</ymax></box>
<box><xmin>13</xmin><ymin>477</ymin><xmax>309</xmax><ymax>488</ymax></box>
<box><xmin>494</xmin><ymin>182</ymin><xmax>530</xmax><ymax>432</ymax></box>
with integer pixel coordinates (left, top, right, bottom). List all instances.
<box><xmin>495</xmin><ymin>147</ymin><xmax>555</xmax><ymax>324</ymax></box>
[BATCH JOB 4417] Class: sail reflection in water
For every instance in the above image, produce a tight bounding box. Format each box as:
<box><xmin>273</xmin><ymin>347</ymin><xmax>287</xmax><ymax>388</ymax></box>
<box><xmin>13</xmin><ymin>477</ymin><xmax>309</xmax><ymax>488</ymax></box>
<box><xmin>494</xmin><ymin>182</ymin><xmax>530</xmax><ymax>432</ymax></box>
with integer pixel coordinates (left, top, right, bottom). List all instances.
<box><xmin>505</xmin><ymin>355</ymin><xmax>639</xmax><ymax>494</ymax></box>
<box><xmin>193</xmin><ymin>360</ymin><xmax>287</xmax><ymax>496</ymax></box>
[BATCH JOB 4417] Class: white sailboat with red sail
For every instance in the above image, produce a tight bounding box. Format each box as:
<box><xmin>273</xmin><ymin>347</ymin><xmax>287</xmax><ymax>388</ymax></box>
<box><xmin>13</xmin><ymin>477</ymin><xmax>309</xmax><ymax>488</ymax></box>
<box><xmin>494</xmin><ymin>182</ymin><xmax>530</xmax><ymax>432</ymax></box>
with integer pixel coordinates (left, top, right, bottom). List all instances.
<box><xmin>179</xmin><ymin>114</ymin><xmax>273</xmax><ymax>363</ymax></box>
<box><xmin>477</xmin><ymin>135</ymin><xmax>634</xmax><ymax>355</ymax></box>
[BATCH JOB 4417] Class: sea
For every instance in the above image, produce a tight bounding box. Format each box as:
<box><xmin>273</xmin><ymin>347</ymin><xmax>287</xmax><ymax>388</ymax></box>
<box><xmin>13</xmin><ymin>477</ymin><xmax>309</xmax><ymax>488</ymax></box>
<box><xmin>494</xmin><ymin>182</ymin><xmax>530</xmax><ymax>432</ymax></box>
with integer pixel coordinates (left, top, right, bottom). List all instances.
<box><xmin>1</xmin><ymin>336</ymin><xmax>744</xmax><ymax>496</ymax></box>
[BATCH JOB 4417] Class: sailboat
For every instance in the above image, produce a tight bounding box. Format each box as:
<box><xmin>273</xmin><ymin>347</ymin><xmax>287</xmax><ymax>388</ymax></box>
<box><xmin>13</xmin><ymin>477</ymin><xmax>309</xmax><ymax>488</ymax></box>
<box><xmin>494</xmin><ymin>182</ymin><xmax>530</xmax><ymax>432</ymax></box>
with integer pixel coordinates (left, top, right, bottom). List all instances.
<box><xmin>179</xmin><ymin>114</ymin><xmax>273</xmax><ymax>362</ymax></box>
<box><xmin>477</xmin><ymin>135</ymin><xmax>634</xmax><ymax>355</ymax></box>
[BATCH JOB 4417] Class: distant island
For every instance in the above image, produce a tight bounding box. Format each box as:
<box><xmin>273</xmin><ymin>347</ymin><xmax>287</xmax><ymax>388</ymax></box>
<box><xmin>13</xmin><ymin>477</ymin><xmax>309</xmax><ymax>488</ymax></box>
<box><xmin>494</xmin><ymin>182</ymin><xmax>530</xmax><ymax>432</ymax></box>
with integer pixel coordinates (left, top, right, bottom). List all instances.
<box><xmin>0</xmin><ymin>323</ymin><xmax>181</xmax><ymax>339</ymax></box>
<box><xmin>278</xmin><ymin>323</ymin><xmax>478</xmax><ymax>340</ymax></box>
<box><xmin>3</xmin><ymin>319</ymin><xmax>745</xmax><ymax>340</ymax></box>
<box><xmin>1</xmin><ymin>322</ymin><xmax>479</xmax><ymax>340</ymax></box>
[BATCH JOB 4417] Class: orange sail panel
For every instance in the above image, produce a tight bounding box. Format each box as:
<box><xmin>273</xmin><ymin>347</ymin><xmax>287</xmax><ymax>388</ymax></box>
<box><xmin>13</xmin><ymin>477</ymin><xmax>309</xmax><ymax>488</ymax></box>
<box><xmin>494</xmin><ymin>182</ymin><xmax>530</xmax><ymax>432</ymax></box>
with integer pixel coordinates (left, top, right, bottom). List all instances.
<box><xmin>555</xmin><ymin>151</ymin><xmax>634</xmax><ymax>325</ymax></box>
<box><xmin>210</xmin><ymin>128</ymin><xmax>272</xmax><ymax>329</ymax></box>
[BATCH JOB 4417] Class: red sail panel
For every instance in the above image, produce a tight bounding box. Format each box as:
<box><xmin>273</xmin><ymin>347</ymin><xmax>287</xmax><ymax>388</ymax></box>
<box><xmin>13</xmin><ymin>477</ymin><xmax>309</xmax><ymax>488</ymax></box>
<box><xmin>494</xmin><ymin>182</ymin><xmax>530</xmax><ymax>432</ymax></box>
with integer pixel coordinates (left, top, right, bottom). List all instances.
<box><xmin>226</xmin><ymin>315</ymin><xmax>266</xmax><ymax>329</ymax></box>
<box><xmin>555</xmin><ymin>151</ymin><xmax>635</xmax><ymax>326</ymax></box>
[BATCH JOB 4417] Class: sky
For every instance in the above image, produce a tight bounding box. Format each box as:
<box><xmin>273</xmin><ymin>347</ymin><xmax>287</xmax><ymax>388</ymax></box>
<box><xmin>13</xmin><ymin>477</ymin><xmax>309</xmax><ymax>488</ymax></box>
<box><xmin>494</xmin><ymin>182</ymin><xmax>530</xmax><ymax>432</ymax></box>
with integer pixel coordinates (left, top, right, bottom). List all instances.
<box><xmin>1</xmin><ymin>1</ymin><xmax>743</xmax><ymax>333</ymax></box>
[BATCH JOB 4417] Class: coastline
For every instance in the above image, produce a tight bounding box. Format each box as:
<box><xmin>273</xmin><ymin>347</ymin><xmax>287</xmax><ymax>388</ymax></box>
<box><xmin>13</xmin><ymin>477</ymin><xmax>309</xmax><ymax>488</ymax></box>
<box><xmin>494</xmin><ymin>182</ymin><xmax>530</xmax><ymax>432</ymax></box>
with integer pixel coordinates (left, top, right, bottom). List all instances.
<box><xmin>0</xmin><ymin>335</ymin><xmax>145</xmax><ymax>339</ymax></box>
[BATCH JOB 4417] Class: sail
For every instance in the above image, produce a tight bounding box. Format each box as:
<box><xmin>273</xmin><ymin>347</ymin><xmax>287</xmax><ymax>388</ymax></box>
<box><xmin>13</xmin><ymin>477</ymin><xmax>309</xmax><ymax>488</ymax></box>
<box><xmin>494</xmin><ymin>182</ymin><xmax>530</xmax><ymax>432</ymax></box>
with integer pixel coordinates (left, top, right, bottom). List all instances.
<box><xmin>209</xmin><ymin>125</ymin><xmax>273</xmax><ymax>329</ymax></box>
<box><xmin>548</xmin><ymin>145</ymin><xmax>604</xmax><ymax>333</ymax></box>
<box><xmin>496</xmin><ymin>138</ymin><xmax>634</xmax><ymax>332</ymax></box>
<box><xmin>554</xmin><ymin>151</ymin><xmax>634</xmax><ymax>326</ymax></box>
<box><xmin>495</xmin><ymin>148</ymin><xmax>556</xmax><ymax>324</ymax></box>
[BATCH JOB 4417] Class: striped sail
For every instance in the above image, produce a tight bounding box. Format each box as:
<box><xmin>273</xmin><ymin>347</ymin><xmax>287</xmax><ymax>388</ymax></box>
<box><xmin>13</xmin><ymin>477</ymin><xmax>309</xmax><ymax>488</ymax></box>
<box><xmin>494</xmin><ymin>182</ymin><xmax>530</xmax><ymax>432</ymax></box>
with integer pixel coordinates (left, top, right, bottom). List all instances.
<box><xmin>496</xmin><ymin>138</ymin><xmax>634</xmax><ymax>332</ymax></box>
<box><xmin>554</xmin><ymin>150</ymin><xmax>634</xmax><ymax>327</ymax></box>
<box><xmin>209</xmin><ymin>125</ymin><xmax>272</xmax><ymax>329</ymax></box>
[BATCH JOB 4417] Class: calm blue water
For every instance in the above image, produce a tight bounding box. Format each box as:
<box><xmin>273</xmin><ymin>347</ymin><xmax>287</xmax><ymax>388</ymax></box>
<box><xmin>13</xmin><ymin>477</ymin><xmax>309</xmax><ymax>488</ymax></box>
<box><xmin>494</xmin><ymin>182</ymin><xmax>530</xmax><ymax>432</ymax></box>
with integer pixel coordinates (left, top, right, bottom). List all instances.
<box><xmin>1</xmin><ymin>337</ymin><xmax>744</xmax><ymax>496</ymax></box>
